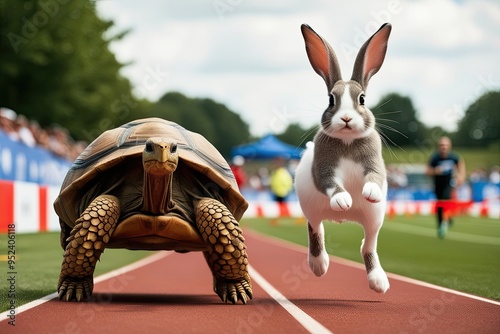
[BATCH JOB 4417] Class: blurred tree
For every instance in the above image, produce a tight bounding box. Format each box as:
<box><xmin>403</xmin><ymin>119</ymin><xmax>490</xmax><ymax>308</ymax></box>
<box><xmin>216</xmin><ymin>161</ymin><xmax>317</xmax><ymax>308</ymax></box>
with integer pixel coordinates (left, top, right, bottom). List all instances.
<box><xmin>151</xmin><ymin>92</ymin><xmax>214</xmax><ymax>139</ymax></box>
<box><xmin>199</xmin><ymin>97</ymin><xmax>250</xmax><ymax>157</ymax></box>
<box><xmin>453</xmin><ymin>90</ymin><xmax>500</xmax><ymax>147</ymax></box>
<box><xmin>276</xmin><ymin>123</ymin><xmax>316</xmax><ymax>148</ymax></box>
<box><xmin>371</xmin><ymin>93</ymin><xmax>428</xmax><ymax>147</ymax></box>
<box><xmin>426</xmin><ymin>126</ymin><xmax>452</xmax><ymax>144</ymax></box>
<box><xmin>0</xmin><ymin>0</ymin><xmax>141</xmax><ymax>141</ymax></box>
<box><xmin>149</xmin><ymin>92</ymin><xmax>250</xmax><ymax>157</ymax></box>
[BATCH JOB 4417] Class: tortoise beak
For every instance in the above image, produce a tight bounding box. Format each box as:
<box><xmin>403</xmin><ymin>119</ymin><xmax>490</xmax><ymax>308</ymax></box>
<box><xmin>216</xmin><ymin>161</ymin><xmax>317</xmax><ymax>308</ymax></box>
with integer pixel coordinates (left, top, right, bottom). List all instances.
<box><xmin>159</xmin><ymin>149</ymin><xmax>178</xmax><ymax>168</ymax></box>
<box><xmin>160</xmin><ymin>149</ymin><xmax>169</xmax><ymax>163</ymax></box>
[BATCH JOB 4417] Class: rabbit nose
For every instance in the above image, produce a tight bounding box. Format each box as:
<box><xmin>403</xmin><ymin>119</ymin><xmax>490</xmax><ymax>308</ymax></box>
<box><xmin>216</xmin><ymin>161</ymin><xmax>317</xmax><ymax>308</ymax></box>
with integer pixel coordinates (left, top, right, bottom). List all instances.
<box><xmin>341</xmin><ymin>116</ymin><xmax>352</xmax><ymax>123</ymax></box>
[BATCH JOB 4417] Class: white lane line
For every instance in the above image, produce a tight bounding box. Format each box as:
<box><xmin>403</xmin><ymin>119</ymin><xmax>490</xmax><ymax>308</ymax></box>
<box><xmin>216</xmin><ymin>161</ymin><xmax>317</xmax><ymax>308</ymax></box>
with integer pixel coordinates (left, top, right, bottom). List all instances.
<box><xmin>246</xmin><ymin>230</ymin><xmax>500</xmax><ymax>307</ymax></box>
<box><xmin>0</xmin><ymin>251</ymin><xmax>171</xmax><ymax>321</ymax></box>
<box><xmin>249</xmin><ymin>265</ymin><xmax>333</xmax><ymax>334</ymax></box>
<box><xmin>1</xmin><ymin>292</ymin><xmax>60</xmax><ymax>322</ymax></box>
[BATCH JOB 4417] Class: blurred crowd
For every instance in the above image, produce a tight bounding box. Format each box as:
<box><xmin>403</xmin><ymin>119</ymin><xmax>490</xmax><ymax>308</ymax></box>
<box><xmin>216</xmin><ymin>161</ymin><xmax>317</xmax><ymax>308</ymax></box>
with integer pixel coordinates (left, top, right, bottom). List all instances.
<box><xmin>0</xmin><ymin>107</ymin><xmax>86</xmax><ymax>161</ymax></box>
<box><xmin>230</xmin><ymin>155</ymin><xmax>298</xmax><ymax>202</ymax></box>
<box><xmin>231</xmin><ymin>155</ymin><xmax>499</xmax><ymax>201</ymax></box>
<box><xmin>470</xmin><ymin>166</ymin><xmax>500</xmax><ymax>184</ymax></box>
<box><xmin>387</xmin><ymin>165</ymin><xmax>408</xmax><ymax>188</ymax></box>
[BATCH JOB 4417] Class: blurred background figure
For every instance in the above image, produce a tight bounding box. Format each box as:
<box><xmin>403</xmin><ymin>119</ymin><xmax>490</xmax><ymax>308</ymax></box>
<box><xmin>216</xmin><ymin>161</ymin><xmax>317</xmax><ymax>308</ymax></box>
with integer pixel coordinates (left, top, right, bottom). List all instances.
<box><xmin>0</xmin><ymin>107</ymin><xmax>19</xmax><ymax>141</ymax></box>
<box><xmin>16</xmin><ymin>114</ymin><xmax>36</xmax><ymax>148</ymax></box>
<box><xmin>426</xmin><ymin>136</ymin><xmax>466</xmax><ymax>238</ymax></box>
<box><xmin>387</xmin><ymin>165</ymin><xmax>408</xmax><ymax>188</ymax></box>
<box><xmin>269</xmin><ymin>157</ymin><xmax>293</xmax><ymax>225</ymax></box>
<box><xmin>257</xmin><ymin>167</ymin><xmax>270</xmax><ymax>190</ymax></box>
<box><xmin>230</xmin><ymin>155</ymin><xmax>247</xmax><ymax>190</ymax></box>
<box><xmin>270</xmin><ymin>157</ymin><xmax>293</xmax><ymax>203</ymax></box>
<box><xmin>490</xmin><ymin>166</ymin><xmax>500</xmax><ymax>184</ymax></box>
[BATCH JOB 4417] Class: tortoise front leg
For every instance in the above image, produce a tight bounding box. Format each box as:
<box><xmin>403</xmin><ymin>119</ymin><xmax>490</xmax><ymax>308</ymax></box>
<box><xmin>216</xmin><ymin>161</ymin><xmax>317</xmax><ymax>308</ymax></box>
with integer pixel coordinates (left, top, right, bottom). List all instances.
<box><xmin>195</xmin><ymin>198</ymin><xmax>252</xmax><ymax>304</ymax></box>
<box><xmin>58</xmin><ymin>195</ymin><xmax>120</xmax><ymax>301</ymax></box>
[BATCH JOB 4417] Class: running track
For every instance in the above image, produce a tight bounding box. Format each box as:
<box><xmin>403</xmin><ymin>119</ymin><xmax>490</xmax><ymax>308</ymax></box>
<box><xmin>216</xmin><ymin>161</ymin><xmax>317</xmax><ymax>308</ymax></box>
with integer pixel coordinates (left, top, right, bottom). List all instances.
<box><xmin>2</xmin><ymin>230</ymin><xmax>499</xmax><ymax>333</ymax></box>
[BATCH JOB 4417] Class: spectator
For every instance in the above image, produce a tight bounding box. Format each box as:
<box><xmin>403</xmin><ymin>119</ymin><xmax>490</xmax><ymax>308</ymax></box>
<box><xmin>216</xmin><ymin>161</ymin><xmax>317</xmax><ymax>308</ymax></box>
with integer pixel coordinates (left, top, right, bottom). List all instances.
<box><xmin>269</xmin><ymin>158</ymin><xmax>293</xmax><ymax>225</ymax></box>
<box><xmin>489</xmin><ymin>166</ymin><xmax>500</xmax><ymax>184</ymax></box>
<box><xmin>270</xmin><ymin>157</ymin><xmax>293</xmax><ymax>203</ymax></box>
<box><xmin>230</xmin><ymin>155</ymin><xmax>247</xmax><ymax>190</ymax></box>
<box><xmin>36</xmin><ymin>128</ymin><xmax>52</xmax><ymax>151</ymax></box>
<box><xmin>48</xmin><ymin>125</ymin><xmax>72</xmax><ymax>159</ymax></box>
<box><xmin>258</xmin><ymin>167</ymin><xmax>270</xmax><ymax>189</ymax></box>
<box><xmin>470</xmin><ymin>168</ymin><xmax>488</xmax><ymax>182</ymax></box>
<box><xmin>16</xmin><ymin>114</ymin><xmax>37</xmax><ymax>147</ymax></box>
<box><xmin>387</xmin><ymin>165</ymin><xmax>408</xmax><ymax>188</ymax></box>
<box><xmin>248</xmin><ymin>173</ymin><xmax>263</xmax><ymax>191</ymax></box>
<box><xmin>426</xmin><ymin>136</ymin><xmax>466</xmax><ymax>239</ymax></box>
<box><xmin>28</xmin><ymin>120</ymin><xmax>44</xmax><ymax>147</ymax></box>
<box><xmin>0</xmin><ymin>108</ymin><xmax>20</xmax><ymax>141</ymax></box>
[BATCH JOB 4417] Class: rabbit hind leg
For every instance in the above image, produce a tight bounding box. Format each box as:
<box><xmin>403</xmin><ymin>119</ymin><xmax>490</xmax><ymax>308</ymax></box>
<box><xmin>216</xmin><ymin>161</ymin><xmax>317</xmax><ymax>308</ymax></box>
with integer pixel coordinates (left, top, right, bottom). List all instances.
<box><xmin>307</xmin><ymin>221</ymin><xmax>330</xmax><ymax>277</ymax></box>
<box><xmin>360</xmin><ymin>224</ymin><xmax>389</xmax><ymax>293</ymax></box>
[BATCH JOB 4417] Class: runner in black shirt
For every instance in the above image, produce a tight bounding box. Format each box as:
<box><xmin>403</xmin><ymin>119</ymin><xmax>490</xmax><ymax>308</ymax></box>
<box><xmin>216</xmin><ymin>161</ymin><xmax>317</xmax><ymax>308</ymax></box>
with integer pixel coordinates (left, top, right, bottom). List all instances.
<box><xmin>426</xmin><ymin>136</ymin><xmax>466</xmax><ymax>238</ymax></box>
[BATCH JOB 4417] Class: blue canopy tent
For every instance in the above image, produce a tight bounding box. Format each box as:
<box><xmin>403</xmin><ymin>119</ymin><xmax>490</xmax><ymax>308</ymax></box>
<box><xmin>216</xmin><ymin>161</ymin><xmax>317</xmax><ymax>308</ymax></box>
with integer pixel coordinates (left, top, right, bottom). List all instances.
<box><xmin>231</xmin><ymin>134</ymin><xmax>304</xmax><ymax>160</ymax></box>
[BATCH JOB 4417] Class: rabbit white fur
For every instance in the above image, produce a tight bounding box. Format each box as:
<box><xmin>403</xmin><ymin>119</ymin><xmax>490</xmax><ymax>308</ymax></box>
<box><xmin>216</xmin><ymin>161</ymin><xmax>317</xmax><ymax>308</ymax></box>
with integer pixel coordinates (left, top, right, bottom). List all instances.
<box><xmin>294</xmin><ymin>23</ymin><xmax>392</xmax><ymax>293</ymax></box>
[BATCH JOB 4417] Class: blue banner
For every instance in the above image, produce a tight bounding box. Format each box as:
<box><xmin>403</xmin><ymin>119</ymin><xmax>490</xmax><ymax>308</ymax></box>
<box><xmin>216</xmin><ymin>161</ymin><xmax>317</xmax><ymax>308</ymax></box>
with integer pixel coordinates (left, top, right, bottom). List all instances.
<box><xmin>0</xmin><ymin>131</ymin><xmax>71</xmax><ymax>186</ymax></box>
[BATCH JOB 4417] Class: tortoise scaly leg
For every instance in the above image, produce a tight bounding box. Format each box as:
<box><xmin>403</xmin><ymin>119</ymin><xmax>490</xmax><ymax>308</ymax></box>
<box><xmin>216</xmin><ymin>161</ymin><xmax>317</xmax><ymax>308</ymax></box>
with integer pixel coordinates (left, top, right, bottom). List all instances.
<box><xmin>58</xmin><ymin>195</ymin><xmax>120</xmax><ymax>302</ymax></box>
<box><xmin>196</xmin><ymin>198</ymin><xmax>252</xmax><ymax>304</ymax></box>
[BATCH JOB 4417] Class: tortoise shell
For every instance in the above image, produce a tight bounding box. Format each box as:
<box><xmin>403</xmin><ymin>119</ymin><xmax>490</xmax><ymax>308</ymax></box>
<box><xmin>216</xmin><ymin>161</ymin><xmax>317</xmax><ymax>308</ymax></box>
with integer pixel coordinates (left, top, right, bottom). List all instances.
<box><xmin>53</xmin><ymin>118</ymin><xmax>248</xmax><ymax>249</ymax></box>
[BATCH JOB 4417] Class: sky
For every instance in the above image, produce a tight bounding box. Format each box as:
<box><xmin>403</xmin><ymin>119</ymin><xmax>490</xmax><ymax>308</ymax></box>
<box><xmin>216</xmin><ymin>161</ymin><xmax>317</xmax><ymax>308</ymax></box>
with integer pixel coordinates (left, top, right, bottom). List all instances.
<box><xmin>96</xmin><ymin>0</ymin><xmax>500</xmax><ymax>136</ymax></box>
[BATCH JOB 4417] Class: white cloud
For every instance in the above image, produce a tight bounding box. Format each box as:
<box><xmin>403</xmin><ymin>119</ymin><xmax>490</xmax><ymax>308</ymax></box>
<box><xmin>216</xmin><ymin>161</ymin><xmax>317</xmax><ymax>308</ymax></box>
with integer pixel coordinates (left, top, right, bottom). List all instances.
<box><xmin>96</xmin><ymin>0</ymin><xmax>500</xmax><ymax>136</ymax></box>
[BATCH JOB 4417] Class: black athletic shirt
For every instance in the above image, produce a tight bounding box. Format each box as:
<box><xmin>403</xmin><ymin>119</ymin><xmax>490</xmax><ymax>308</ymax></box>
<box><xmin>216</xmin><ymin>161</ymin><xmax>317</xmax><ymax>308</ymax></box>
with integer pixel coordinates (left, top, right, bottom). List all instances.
<box><xmin>429</xmin><ymin>152</ymin><xmax>460</xmax><ymax>198</ymax></box>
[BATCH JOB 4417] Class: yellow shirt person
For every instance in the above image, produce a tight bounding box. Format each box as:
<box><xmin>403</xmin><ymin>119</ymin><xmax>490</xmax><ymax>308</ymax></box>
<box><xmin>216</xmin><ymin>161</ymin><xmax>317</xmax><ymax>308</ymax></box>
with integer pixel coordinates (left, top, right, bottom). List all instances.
<box><xmin>270</xmin><ymin>166</ymin><xmax>293</xmax><ymax>202</ymax></box>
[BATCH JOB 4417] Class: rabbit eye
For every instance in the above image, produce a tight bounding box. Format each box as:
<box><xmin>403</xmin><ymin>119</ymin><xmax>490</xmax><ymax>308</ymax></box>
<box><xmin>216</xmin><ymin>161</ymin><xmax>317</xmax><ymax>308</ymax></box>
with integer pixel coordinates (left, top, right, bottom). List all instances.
<box><xmin>329</xmin><ymin>94</ymin><xmax>335</xmax><ymax>107</ymax></box>
<box><xmin>359</xmin><ymin>94</ymin><xmax>365</xmax><ymax>106</ymax></box>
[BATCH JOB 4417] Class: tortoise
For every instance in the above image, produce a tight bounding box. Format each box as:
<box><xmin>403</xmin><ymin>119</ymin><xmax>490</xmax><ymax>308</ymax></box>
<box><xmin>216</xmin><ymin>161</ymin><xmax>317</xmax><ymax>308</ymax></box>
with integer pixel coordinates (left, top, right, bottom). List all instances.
<box><xmin>53</xmin><ymin>117</ymin><xmax>252</xmax><ymax>304</ymax></box>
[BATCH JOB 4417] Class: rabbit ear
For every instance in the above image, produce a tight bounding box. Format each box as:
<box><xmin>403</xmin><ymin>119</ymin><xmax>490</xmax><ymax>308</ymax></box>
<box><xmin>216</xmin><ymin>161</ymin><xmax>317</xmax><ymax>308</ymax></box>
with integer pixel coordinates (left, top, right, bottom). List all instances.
<box><xmin>351</xmin><ymin>23</ymin><xmax>392</xmax><ymax>89</ymax></box>
<box><xmin>301</xmin><ymin>24</ymin><xmax>342</xmax><ymax>92</ymax></box>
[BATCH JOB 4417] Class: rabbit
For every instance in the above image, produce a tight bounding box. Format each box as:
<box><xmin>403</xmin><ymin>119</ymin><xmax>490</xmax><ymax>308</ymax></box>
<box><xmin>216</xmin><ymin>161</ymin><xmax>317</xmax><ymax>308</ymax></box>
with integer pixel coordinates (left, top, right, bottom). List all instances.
<box><xmin>294</xmin><ymin>23</ymin><xmax>392</xmax><ymax>293</ymax></box>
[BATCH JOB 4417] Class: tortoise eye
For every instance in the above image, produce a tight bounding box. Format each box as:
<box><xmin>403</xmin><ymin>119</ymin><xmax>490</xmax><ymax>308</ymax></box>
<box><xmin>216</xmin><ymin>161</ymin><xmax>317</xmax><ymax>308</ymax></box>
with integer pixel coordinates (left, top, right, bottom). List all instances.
<box><xmin>170</xmin><ymin>144</ymin><xmax>177</xmax><ymax>153</ymax></box>
<box><xmin>145</xmin><ymin>142</ymin><xmax>154</xmax><ymax>152</ymax></box>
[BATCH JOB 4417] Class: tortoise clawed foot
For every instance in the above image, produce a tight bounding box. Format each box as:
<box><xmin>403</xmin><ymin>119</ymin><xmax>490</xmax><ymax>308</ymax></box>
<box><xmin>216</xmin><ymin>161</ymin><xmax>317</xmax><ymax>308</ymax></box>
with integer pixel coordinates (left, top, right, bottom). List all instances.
<box><xmin>58</xmin><ymin>276</ymin><xmax>94</xmax><ymax>302</ymax></box>
<box><xmin>215</xmin><ymin>276</ymin><xmax>253</xmax><ymax>304</ymax></box>
<box><xmin>196</xmin><ymin>198</ymin><xmax>252</xmax><ymax>304</ymax></box>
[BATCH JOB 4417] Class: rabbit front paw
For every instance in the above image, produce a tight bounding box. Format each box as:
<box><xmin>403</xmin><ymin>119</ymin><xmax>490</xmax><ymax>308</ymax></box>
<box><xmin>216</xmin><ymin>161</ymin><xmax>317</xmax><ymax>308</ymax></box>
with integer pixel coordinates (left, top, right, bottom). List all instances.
<box><xmin>362</xmin><ymin>182</ymin><xmax>383</xmax><ymax>203</ymax></box>
<box><xmin>330</xmin><ymin>192</ymin><xmax>352</xmax><ymax>211</ymax></box>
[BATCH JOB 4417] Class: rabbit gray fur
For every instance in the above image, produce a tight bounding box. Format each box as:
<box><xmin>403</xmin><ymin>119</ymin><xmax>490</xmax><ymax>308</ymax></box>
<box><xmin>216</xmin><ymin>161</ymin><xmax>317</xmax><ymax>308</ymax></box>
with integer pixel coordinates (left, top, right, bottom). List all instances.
<box><xmin>294</xmin><ymin>23</ymin><xmax>392</xmax><ymax>293</ymax></box>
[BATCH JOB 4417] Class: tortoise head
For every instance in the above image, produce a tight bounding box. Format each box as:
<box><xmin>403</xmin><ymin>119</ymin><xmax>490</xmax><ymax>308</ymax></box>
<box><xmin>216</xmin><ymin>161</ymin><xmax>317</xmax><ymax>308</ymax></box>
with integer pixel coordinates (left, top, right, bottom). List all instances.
<box><xmin>142</xmin><ymin>137</ymin><xmax>178</xmax><ymax>175</ymax></box>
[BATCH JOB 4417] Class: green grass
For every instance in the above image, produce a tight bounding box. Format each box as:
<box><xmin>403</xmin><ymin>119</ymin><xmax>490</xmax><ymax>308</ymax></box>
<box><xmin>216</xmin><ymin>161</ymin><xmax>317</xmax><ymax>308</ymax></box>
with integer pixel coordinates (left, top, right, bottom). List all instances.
<box><xmin>1</xmin><ymin>214</ymin><xmax>499</xmax><ymax>312</ymax></box>
<box><xmin>0</xmin><ymin>233</ymin><xmax>151</xmax><ymax>312</ymax></box>
<box><xmin>382</xmin><ymin>143</ymin><xmax>500</xmax><ymax>171</ymax></box>
<box><xmin>241</xmin><ymin>215</ymin><xmax>500</xmax><ymax>301</ymax></box>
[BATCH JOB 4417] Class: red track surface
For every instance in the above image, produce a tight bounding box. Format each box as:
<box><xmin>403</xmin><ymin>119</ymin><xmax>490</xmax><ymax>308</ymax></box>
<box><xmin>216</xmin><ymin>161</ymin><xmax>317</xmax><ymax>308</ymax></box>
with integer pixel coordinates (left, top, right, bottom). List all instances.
<box><xmin>2</xmin><ymin>230</ymin><xmax>499</xmax><ymax>333</ymax></box>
